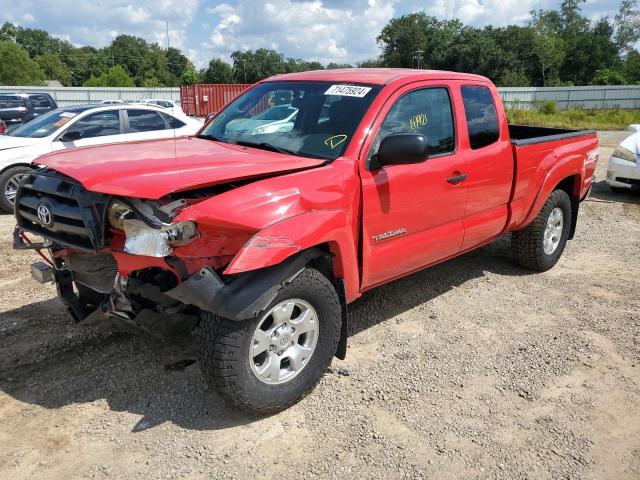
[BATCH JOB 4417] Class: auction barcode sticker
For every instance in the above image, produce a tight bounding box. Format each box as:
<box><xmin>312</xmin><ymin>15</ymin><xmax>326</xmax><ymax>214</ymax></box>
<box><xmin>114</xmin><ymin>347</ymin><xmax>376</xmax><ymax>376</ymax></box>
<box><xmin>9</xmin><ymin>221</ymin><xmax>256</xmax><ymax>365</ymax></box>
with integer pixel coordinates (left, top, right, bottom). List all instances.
<box><xmin>325</xmin><ymin>85</ymin><xmax>372</xmax><ymax>98</ymax></box>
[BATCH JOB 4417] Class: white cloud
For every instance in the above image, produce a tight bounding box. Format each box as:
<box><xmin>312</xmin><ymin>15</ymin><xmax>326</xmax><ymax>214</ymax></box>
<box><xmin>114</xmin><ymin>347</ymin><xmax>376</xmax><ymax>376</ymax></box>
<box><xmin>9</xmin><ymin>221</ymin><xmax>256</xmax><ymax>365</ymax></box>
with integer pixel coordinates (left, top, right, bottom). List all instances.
<box><xmin>0</xmin><ymin>0</ymin><xmax>623</xmax><ymax>70</ymax></box>
<box><xmin>1</xmin><ymin>1</ymin><xmax>201</xmax><ymax>52</ymax></box>
<box><xmin>201</xmin><ymin>0</ymin><xmax>396</xmax><ymax>66</ymax></box>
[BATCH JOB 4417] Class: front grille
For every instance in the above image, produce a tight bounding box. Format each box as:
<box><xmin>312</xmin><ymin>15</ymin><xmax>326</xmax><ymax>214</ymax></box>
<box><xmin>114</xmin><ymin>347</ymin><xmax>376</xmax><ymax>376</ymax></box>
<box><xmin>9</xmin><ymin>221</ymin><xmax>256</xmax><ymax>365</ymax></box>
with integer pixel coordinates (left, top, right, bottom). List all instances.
<box><xmin>66</xmin><ymin>252</ymin><xmax>118</xmax><ymax>293</ymax></box>
<box><xmin>15</xmin><ymin>169</ymin><xmax>111</xmax><ymax>250</ymax></box>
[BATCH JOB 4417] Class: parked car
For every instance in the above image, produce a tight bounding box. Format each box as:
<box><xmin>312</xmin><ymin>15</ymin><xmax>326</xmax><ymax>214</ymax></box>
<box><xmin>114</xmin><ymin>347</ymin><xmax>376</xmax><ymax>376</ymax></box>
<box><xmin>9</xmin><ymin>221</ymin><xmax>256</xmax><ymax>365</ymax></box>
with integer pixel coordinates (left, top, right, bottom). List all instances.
<box><xmin>0</xmin><ymin>104</ymin><xmax>202</xmax><ymax>211</ymax></box>
<box><xmin>605</xmin><ymin>124</ymin><xmax>640</xmax><ymax>192</ymax></box>
<box><xmin>14</xmin><ymin>69</ymin><xmax>598</xmax><ymax>413</ymax></box>
<box><xmin>134</xmin><ymin>99</ymin><xmax>184</xmax><ymax>117</ymax></box>
<box><xmin>225</xmin><ymin>104</ymin><xmax>298</xmax><ymax>135</ymax></box>
<box><xmin>0</xmin><ymin>92</ymin><xmax>58</xmax><ymax>129</ymax></box>
<box><xmin>100</xmin><ymin>100</ymin><xmax>127</xmax><ymax>105</ymax></box>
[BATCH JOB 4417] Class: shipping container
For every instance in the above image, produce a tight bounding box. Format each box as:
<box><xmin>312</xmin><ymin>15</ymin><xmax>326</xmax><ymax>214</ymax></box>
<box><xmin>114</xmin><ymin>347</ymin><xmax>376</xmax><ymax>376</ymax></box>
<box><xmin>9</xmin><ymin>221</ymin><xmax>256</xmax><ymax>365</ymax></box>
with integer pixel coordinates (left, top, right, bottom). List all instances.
<box><xmin>180</xmin><ymin>84</ymin><xmax>252</xmax><ymax>117</ymax></box>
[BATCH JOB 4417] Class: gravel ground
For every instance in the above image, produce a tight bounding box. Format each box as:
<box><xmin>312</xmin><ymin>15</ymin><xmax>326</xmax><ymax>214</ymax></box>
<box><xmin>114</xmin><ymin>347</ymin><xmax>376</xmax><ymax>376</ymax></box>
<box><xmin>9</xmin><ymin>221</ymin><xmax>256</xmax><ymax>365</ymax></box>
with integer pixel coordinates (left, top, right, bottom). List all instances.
<box><xmin>0</xmin><ymin>131</ymin><xmax>639</xmax><ymax>480</ymax></box>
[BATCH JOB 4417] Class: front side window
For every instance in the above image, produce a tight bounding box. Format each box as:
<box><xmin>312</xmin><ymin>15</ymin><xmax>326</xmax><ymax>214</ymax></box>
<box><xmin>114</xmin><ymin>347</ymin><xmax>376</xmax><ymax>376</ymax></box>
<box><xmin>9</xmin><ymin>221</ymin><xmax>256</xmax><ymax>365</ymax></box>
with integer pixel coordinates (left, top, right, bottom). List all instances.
<box><xmin>71</xmin><ymin>111</ymin><xmax>121</xmax><ymax>138</ymax></box>
<box><xmin>371</xmin><ymin>87</ymin><xmax>455</xmax><ymax>158</ymax></box>
<box><xmin>127</xmin><ymin>109</ymin><xmax>168</xmax><ymax>132</ymax></box>
<box><xmin>461</xmin><ymin>86</ymin><xmax>500</xmax><ymax>149</ymax></box>
<box><xmin>200</xmin><ymin>81</ymin><xmax>381</xmax><ymax>160</ymax></box>
<box><xmin>9</xmin><ymin>110</ymin><xmax>78</xmax><ymax>138</ymax></box>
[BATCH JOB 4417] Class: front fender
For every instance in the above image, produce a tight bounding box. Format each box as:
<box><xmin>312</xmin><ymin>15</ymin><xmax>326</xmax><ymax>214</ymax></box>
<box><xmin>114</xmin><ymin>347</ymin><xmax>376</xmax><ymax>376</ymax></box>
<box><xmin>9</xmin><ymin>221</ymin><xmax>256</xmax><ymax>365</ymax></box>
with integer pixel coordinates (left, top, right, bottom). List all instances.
<box><xmin>224</xmin><ymin>209</ymin><xmax>361</xmax><ymax>302</ymax></box>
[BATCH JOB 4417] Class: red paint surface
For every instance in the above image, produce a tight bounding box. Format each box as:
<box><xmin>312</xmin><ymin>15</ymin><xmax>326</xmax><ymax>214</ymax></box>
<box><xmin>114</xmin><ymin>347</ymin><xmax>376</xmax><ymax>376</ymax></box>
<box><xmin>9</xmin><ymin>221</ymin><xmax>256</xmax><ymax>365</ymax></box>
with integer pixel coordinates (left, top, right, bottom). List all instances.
<box><xmin>36</xmin><ymin>69</ymin><xmax>598</xmax><ymax>304</ymax></box>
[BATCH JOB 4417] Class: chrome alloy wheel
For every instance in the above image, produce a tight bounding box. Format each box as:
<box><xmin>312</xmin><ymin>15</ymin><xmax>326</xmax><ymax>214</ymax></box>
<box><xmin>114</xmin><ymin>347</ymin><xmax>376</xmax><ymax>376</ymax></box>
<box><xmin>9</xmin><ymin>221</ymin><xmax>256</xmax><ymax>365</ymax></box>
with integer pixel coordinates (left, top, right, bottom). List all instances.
<box><xmin>249</xmin><ymin>299</ymin><xmax>319</xmax><ymax>385</ymax></box>
<box><xmin>543</xmin><ymin>207</ymin><xmax>564</xmax><ymax>255</ymax></box>
<box><xmin>4</xmin><ymin>173</ymin><xmax>27</xmax><ymax>206</ymax></box>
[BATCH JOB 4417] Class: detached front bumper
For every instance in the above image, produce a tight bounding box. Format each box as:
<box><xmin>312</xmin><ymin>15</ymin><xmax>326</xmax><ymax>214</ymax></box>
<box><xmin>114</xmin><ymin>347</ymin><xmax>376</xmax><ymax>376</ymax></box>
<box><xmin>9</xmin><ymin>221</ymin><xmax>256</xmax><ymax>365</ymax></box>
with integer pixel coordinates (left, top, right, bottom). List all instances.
<box><xmin>606</xmin><ymin>155</ymin><xmax>640</xmax><ymax>189</ymax></box>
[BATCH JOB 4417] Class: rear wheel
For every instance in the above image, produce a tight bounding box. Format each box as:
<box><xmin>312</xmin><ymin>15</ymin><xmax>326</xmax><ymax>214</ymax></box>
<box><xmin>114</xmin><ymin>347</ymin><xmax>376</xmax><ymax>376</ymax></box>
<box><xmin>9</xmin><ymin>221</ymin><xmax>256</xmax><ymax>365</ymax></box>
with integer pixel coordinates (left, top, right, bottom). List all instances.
<box><xmin>193</xmin><ymin>268</ymin><xmax>341</xmax><ymax>414</ymax></box>
<box><xmin>511</xmin><ymin>189</ymin><xmax>572</xmax><ymax>272</ymax></box>
<box><xmin>0</xmin><ymin>166</ymin><xmax>32</xmax><ymax>213</ymax></box>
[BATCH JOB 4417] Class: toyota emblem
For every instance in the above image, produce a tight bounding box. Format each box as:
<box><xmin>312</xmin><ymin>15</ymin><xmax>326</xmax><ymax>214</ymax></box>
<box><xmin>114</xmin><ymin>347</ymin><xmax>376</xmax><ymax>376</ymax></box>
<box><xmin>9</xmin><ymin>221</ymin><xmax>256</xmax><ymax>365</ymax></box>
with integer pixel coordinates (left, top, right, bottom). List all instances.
<box><xmin>36</xmin><ymin>203</ymin><xmax>54</xmax><ymax>227</ymax></box>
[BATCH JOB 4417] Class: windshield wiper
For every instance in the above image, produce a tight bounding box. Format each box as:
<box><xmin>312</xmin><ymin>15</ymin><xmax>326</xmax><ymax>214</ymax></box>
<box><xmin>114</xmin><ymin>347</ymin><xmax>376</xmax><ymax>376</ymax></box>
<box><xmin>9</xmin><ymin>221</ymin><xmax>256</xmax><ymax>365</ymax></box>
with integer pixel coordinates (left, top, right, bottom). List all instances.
<box><xmin>234</xmin><ymin>140</ymin><xmax>298</xmax><ymax>156</ymax></box>
<box><xmin>196</xmin><ymin>134</ymin><xmax>222</xmax><ymax>142</ymax></box>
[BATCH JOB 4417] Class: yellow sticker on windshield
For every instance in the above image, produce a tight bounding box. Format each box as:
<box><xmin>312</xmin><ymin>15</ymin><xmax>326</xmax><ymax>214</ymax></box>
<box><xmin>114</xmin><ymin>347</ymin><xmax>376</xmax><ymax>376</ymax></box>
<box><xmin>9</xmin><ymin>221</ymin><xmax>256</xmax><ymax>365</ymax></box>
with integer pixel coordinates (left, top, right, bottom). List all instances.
<box><xmin>409</xmin><ymin>113</ymin><xmax>428</xmax><ymax>130</ymax></box>
<box><xmin>324</xmin><ymin>134</ymin><xmax>348</xmax><ymax>149</ymax></box>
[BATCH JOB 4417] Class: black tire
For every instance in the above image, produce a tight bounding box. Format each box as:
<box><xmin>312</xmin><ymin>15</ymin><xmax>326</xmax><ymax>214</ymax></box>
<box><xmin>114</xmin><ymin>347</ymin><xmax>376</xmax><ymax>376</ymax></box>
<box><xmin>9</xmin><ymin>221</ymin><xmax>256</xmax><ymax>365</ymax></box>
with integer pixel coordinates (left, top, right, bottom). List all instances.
<box><xmin>193</xmin><ymin>267</ymin><xmax>341</xmax><ymax>414</ymax></box>
<box><xmin>0</xmin><ymin>165</ymin><xmax>32</xmax><ymax>213</ymax></box>
<box><xmin>511</xmin><ymin>189</ymin><xmax>572</xmax><ymax>272</ymax></box>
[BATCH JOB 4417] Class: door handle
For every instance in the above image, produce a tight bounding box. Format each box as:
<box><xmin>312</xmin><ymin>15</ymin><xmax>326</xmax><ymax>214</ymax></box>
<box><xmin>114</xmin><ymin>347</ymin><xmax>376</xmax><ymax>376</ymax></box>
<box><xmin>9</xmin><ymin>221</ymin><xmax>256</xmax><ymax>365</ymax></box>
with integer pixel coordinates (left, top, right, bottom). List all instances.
<box><xmin>447</xmin><ymin>173</ymin><xmax>468</xmax><ymax>184</ymax></box>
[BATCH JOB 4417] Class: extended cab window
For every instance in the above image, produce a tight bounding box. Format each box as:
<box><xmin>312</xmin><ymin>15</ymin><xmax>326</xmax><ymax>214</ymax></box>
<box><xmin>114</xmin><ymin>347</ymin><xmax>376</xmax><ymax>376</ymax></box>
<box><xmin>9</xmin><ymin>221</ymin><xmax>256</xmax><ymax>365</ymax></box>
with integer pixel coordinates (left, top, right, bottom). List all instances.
<box><xmin>127</xmin><ymin>109</ymin><xmax>168</xmax><ymax>132</ymax></box>
<box><xmin>71</xmin><ymin>111</ymin><xmax>121</xmax><ymax>138</ymax></box>
<box><xmin>371</xmin><ymin>87</ymin><xmax>455</xmax><ymax>158</ymax></box>
<box><xmin>29</xmin><ymin>95</ymin><xmax>51</xmax><ymax>108</ymax></box>
<box><xmin>461</xmin><ymin>86</ymin><xmax>500</xmax><ymax>149</ymax></box>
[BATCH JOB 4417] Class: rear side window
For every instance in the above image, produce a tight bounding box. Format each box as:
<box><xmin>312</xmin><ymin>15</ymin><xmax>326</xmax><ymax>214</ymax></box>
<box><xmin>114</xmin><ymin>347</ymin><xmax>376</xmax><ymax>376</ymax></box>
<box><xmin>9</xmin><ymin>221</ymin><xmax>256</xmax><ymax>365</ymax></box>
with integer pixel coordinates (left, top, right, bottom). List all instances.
<box><xmin>374</xmin><ymin>87</ymin><xmax>455</xmax><ymax>156</ymax></box>
<box><xmin>29</xmin><ymin>95</ymin><xmax>51</xmax><ymax>108</ymax></box>
<box><xmin>0</xmin><ymin>96</ymin><xmax>25</xmax><ymax>108</ymax></box>
<box><xmin>461</xmin><ymin>86</ymin><xmax>500</xmax><ymax>149</ymax></box>
<box><xmin>127</xmin><ymin>109</ymin><xmax>168</xmax><ymax>132</ymax></box>
<box><xmin>160</xmin><ymin>112</ymin><xmax>185</xmax><ymax>129</ymax></box>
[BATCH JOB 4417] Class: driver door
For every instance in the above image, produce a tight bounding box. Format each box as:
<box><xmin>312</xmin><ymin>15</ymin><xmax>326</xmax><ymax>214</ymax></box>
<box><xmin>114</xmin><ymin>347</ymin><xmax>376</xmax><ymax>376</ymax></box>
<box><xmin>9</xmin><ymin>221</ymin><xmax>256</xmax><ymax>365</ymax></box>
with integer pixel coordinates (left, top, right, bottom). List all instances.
<box><xmin>360</xmin><ymin>84</ymin><xmax>468</xmax><ymax>289</ymax></box>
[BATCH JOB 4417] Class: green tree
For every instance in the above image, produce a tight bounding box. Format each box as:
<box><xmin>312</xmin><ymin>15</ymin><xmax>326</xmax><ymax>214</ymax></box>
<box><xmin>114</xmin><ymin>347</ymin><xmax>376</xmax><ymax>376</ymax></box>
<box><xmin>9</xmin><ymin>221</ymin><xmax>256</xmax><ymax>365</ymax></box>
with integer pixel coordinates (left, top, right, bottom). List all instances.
<box><xmin>0</xmin><ymin>41</ymin><xmax>44</xmax><ymax>85</ymax></box>
<box><xmin>165</xmin><ymin>47</ymin><xmax>190</xmax><ymax>79</ymax></box>
<box><xmin>529</xmin><ymin>10</ymin><xmax>566</xmax><ymax>85</ymax></box>
<box><xmin>231</xmin><ymin>49</ymin><xmax>286</xmax><ymax>83</ymax></box>
<box><xmin>137</xmin><ymin>46</ymin><xmax>177</xmax><ymax>87</ymax></box>
<box><xmin>35</xmin><ymin>53</ymin><xmax>72</xmax><ymax>85</ymax></box>
<box><xmin>590</xmin><ymin>68</ymin><xmax>627</xmax><ymax>85</ymax></box>
<box><xmin>102</xmin><ymin>35</ymin><xmax>149</xmax><ymax>78</ymax></box>
<box><xmin>615</xmin><ymin>0</ymin><xmax>640</xmax><ymax>55</ymax></box>
<box><xmin>181</xmin><ymin>67</ymin><xmax>202</xmax><ymax>85</ymax></box>
<box><xmin>83</xmin><ymin>65</ymin><xmax>134</xmax><ymax>87</ymax></box>
<box><xmin>0</xmin><ymin>22</ymin><xmax>17</xmax><ymax>42</ymax></box>
<box><xmin>327</xmin><ymin>62</ymin><xmax>352</xmax><ymax>69</ymax></box>
<box><xmin>203</xmin><ymin>59</ymin><xmax>234</xmax><ymax>83</ymax></box>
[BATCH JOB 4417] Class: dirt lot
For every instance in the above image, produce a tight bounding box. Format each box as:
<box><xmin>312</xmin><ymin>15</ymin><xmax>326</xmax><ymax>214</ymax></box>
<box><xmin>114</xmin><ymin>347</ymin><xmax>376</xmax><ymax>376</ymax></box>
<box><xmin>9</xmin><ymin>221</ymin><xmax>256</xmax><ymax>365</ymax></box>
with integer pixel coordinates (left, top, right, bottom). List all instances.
<box><xmin>0</xmin><ymin>131</ymin><xmax>639</xmax><ymax>480</ymax></box>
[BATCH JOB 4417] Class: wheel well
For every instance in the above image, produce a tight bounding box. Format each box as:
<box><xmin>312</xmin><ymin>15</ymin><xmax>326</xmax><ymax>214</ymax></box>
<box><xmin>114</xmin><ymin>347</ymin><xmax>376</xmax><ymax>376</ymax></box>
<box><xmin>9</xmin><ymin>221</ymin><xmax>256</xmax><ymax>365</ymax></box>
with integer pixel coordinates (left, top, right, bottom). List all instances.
<box><xmin>0</xmin><ymin>163</ymin><xmax>32</xmax><ymax>176</ymax></box>
<box><xmin>305</xmin><ymin>243</ymin><xmax>348</xmax><ymax>360</ymax></box>
<box><xmin>554</xmin><ymin>175</ymin><xmax>580</xmax><ymax>240</ymax></box>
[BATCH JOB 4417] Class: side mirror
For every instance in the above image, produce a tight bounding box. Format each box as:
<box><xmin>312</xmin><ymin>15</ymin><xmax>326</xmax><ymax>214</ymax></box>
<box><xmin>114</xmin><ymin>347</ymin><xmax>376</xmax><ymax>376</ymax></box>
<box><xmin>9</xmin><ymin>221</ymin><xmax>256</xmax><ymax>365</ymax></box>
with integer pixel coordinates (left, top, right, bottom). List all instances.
<box><xmin>629</xmin><ymin>124</ymin><xmax>640</xmax><ymax>133</ymax></box>
<box><xmin>371</xmin><ymin>133</ymin><xmax>429</xmax><ymax>170</ymax></box>
<box><xmin>59</xmin><ymin>130</ymin><xmax>83</xmax><ymax>142</ymax></box>
<box><xmin>205</xmin><ymin>112</ymin><xmax>216</xmax><ymax>122</ymax></box>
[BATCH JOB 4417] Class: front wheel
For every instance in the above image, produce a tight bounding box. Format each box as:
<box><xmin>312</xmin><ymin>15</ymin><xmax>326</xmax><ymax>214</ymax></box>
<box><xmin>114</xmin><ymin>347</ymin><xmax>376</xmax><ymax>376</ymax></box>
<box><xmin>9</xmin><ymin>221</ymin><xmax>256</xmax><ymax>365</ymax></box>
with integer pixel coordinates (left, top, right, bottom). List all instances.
<box><xmin>193</xmin><ymin>268</ymin><xmax>342</xmax><ymax>414</ymax></box>
<box><xmin>511</xmin><ymin>189</ymin><xmax>572</xmax><ymax>272</ymax></box>
<box><xmin>0</xmin><ymin>166</ymin><xmax>32</xmax><ymax>213</ymax></box>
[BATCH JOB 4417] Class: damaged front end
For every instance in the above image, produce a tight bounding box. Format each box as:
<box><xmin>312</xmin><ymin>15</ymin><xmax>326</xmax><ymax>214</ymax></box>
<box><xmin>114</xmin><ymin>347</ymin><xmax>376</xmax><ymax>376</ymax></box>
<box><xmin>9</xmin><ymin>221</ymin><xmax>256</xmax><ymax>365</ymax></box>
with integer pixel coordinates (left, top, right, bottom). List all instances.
<box><xmin>14</xmin><ymin>169</ymin><xmax>322</xmax><ymax>337</ymax></box>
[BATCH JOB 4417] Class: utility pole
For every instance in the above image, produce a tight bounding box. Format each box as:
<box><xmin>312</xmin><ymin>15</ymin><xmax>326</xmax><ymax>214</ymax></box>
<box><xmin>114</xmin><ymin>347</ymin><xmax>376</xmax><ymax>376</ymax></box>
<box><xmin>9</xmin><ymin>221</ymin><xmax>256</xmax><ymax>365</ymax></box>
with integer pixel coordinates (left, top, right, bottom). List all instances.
<box><xmin>166</xmin><ymin>21</ymin><xmax>170</xmax><ymax>50</ymax></box>
<box><xmin>412</xmin><ymin>50</ymin><xmax>424</xmax><ymax>69</ymax></box>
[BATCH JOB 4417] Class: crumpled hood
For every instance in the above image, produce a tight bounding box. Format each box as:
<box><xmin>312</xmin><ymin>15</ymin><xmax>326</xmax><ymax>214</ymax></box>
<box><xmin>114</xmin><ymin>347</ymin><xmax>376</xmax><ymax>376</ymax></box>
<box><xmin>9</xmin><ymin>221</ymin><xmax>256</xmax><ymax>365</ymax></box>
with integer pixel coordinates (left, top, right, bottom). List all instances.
<box><xmin>0</xmin><ymin>135</ymin><xmax>42</xmax><ymax>151</ymax></box>
<box><xmin>36</xmin><ymin>137</ymin><xmax>325</xmax><ymax>199</ymax></box>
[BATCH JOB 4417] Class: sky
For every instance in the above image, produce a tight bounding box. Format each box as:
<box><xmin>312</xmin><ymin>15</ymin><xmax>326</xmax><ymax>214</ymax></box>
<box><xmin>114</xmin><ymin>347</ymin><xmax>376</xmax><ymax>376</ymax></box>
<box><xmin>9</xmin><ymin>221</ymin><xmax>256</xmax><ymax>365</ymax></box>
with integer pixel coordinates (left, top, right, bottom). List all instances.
<box><xmin>0</xmin><ymin>0</ymin><xmax>624</xmax><ymax>68</ymax></box>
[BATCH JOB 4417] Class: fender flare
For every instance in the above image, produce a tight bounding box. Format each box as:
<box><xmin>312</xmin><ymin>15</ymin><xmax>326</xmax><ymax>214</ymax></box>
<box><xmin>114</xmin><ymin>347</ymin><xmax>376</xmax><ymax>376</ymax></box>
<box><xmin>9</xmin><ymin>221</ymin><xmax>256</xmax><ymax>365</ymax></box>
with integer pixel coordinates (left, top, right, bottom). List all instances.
<box><xmin>520</xmin><ymin>162</ymin><xmax>582</xmax><ymax>232</ymax></box>
<box><xmin>223</xmin><ymin>209</ymin><xmax>361</xmax><ymax>302</ymax></box>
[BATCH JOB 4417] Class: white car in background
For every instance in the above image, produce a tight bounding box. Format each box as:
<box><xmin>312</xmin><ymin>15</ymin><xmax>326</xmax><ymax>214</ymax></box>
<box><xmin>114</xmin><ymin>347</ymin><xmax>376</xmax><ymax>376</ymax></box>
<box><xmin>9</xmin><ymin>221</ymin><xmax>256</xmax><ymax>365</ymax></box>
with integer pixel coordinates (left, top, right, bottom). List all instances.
<box><xmin>0</xmin><ymin>104</ymin><xmax>202</xmax><ymax>212</ymax></box>
<box><xmin>225</xmin><ymin>104</ymin><xmax>298</xmax><ymax>135</ymax></box>
<box><xmin>135</xmin><ymin>99</ymin><xmax>185</xmax><ymax>117</ymax></box>
<box><xmin>606</xmin><ymin>124</ymin><xmax>640</xmax><ymax>192</ymax></box>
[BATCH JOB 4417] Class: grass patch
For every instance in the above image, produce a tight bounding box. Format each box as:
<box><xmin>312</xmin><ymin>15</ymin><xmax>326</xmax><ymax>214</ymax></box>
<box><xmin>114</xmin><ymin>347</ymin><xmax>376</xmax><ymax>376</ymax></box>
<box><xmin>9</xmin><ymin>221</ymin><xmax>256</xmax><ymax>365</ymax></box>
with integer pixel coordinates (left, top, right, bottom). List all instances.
<box><xmin>506</xmin><ymin>108</ymin><xmax>640</xmax><ymax>131</ymax></box>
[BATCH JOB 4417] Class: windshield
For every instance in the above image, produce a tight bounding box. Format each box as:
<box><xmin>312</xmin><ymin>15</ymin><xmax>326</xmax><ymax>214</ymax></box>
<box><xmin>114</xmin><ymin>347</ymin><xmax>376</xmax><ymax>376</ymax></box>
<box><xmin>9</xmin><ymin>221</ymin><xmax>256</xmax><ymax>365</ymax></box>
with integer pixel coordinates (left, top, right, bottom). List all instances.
<box><xmin>200</xmin><ymin>81</ymin><xmax>380</xmax><ymax>160</ymax></box>
<box><xmin>8</xmin><ymin>109</ymin><xmax>79</xmax><ymax>138</ymax></box>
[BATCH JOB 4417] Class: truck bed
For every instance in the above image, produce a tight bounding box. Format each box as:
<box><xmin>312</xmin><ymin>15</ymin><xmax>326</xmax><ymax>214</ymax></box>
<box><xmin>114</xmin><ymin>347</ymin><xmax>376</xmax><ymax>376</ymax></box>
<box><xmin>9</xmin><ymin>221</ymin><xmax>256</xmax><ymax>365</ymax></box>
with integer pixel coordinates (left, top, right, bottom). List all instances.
<box><xmin>508</xmin><ymin>124</ymin><xmax>596</xmax><ymax>146</ymax></box>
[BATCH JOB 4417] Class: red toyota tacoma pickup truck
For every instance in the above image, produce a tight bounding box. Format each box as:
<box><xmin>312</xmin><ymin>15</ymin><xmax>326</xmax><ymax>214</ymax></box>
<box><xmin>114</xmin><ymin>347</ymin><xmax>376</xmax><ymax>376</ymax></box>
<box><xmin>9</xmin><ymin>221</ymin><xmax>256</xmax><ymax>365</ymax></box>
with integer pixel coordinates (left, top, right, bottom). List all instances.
<box><xmin>14</xmin><ymin>69</ymin><xmax>598</xmax><ymax>413</ymax></box>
